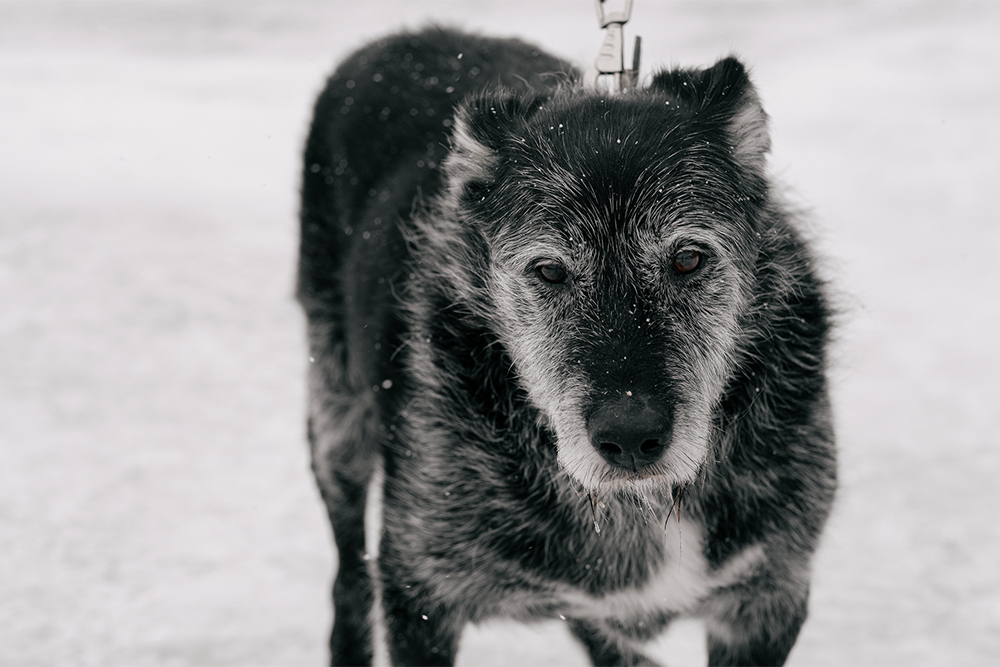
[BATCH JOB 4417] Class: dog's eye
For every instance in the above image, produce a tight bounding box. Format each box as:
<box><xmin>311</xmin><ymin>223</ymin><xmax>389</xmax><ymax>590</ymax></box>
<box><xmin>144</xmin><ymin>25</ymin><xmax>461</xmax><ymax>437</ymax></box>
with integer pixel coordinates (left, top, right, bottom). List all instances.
<box><xmin>672</xmin><ymin>250</ymin><xmax>702</xmax><ymax>274</ymax></box>
<box><xmin>536</xmin><ymin>262</ymin><xmax>568</xmax><ymax>284</ymax></box>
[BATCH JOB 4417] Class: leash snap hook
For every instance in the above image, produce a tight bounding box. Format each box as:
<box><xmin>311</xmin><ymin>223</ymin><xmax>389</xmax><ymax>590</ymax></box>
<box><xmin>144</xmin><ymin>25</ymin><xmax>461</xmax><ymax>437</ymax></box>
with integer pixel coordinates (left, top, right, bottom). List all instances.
<box><xmin>584</xmin><ymin>0</ymin><xmax>641</xmax><ymax>93</ymax></box>
<box><xmin>595</xmin><ymin>0</ymin><xmax>633</xmax><ymax>27</ymax></box>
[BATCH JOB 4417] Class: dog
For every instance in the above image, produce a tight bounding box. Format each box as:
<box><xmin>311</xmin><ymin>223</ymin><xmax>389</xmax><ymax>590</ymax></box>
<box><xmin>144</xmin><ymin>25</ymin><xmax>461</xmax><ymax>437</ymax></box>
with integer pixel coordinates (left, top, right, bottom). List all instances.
<box><xmin>297</xmin><ymin>26</ymin><xmax>836</xmax><ymax>667</ymax></box>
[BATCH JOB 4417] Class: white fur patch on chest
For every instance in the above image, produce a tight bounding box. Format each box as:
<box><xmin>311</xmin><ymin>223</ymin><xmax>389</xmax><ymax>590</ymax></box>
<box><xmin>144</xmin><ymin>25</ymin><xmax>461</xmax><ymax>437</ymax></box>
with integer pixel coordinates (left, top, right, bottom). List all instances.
<box><xmin>561</xmin><ymin>518</ymin><xmax>765</xmax><ymax>622</ymax></box>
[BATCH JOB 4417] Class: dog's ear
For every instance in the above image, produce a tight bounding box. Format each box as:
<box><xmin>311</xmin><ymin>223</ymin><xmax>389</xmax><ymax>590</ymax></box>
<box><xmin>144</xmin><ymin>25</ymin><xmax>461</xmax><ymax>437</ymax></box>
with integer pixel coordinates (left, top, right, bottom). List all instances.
<box><xmin>651</xmin><ymin>57</ymin><xmax>770</xmax><ymax>172</ymax></box>
<box><xmin>444</xmin><ymin>91</ymin><xmax>547</xmax><ymax>197</ymax></box>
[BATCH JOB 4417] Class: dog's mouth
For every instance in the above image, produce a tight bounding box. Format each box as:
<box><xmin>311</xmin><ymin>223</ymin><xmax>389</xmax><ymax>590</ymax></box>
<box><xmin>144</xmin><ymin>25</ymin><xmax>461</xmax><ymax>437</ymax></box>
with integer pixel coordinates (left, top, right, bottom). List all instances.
<box><xmin>585</xmin><ymin>475</ymin><xmax>689</xmax><ymax>535</ymax></box>
<box><xmin>598</xmin><ymin>467</ymin><xmax>673</xmax><ymax>492</ymax></box>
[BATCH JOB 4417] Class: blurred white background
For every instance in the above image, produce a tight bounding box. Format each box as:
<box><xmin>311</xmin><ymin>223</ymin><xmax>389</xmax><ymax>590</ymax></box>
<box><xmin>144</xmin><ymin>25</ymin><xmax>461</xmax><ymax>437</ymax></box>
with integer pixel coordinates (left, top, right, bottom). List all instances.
<box><xmin>1</xmin><ymin>1</ymin><xmax>998</xmax><ymax>664</ymax></box>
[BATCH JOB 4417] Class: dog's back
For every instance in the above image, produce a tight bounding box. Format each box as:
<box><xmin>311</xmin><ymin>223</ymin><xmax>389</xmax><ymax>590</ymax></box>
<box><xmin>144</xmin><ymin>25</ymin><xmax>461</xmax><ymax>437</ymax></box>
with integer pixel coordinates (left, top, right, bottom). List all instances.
<box><xmin>297</xmin><ymin>27</ymin><xmax>572</xmax><ymax>321</ymax></box>
<box><xmin>299</xmin><ymin>27</ymin><xmax>835</xmax><ymax>667</ymax></box>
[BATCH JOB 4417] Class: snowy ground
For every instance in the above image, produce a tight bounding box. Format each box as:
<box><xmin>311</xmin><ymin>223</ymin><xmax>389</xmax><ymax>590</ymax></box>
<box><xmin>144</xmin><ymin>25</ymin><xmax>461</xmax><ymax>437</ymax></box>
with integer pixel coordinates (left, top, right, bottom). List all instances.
<box><xmin>1</xmin><ymin>1</ymin><xmax>998</xmax><ymax>665</ymax></box>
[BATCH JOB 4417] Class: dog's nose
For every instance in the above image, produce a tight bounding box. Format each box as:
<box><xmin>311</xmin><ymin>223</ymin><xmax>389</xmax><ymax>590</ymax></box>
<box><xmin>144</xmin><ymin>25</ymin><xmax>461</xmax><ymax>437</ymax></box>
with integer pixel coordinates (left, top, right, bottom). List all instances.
<box><xmin>587</xmin><ymin>396</ymin><xmax>670</xmax><ymax>471</ymax></box>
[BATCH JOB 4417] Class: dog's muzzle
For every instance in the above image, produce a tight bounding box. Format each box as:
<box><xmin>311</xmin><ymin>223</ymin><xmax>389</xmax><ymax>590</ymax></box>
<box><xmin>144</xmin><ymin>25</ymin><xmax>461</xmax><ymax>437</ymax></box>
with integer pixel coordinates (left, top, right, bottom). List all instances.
<box><xmin>587</xmin><ymin>394</ymin><xmax>671</xmax><ymax>472</ymax></box>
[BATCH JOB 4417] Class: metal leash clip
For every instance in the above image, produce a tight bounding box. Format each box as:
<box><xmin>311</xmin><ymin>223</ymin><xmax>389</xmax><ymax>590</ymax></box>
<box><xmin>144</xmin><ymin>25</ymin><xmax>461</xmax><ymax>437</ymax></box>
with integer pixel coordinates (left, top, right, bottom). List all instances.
<box><xmin>583</xmin><ymin>0</ymin><xmax>641</xmax><ymax>92</ymax></box>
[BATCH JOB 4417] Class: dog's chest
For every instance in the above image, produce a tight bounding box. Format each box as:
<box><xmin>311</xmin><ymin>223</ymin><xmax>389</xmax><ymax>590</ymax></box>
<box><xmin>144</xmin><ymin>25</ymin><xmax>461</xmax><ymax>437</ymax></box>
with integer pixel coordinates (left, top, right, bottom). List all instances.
<box><xmin>560</xmin><ymin>518</ymin><xmax>764</xmax><ymax>621</ymax></box>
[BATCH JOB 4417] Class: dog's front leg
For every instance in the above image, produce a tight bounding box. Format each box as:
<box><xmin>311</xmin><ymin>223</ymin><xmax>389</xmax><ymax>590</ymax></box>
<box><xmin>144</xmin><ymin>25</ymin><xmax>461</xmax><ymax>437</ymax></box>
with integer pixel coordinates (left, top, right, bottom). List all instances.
<box><xmin>378</xmin><ymin>579</ymin><xmax>463</xmax><ymax>667</ymax></box>
<box><xmin>703</xmin><ymin>582</ymin><xmax>809</xmax><ymax>667</ymax></box>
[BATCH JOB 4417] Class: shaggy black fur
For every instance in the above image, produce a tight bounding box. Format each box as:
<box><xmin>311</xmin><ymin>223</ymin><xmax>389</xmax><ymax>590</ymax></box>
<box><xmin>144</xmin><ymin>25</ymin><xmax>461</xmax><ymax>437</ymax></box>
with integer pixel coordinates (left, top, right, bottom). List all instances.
<box><xmin>298</xmin><ymin>26</ymin><xmax>835</xmax><ymax>667</ymax></box>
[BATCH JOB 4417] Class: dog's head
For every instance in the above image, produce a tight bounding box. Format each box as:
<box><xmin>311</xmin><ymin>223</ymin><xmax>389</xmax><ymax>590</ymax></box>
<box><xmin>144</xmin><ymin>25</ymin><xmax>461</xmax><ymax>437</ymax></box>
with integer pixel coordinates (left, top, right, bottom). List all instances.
<box><xmin>439</xmin><ymin>57</ymin><xmax>770</xmax><ymax>493</ymax></box>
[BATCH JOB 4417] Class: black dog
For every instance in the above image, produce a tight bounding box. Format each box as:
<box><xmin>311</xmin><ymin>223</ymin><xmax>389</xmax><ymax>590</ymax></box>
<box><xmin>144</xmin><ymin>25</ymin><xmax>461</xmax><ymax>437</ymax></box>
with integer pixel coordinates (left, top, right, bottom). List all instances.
<box><xmin>297</xmin><ymin>27</ymin><xmax>835</xmax><ymax>667</ymax></box>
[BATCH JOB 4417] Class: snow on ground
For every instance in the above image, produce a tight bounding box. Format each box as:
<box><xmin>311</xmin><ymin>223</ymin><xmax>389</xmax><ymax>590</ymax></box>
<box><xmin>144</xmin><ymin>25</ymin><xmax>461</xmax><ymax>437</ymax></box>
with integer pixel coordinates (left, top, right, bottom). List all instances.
<box><xmin>0</xmin><ymin>1</ymin><xmax>997</xmax><ymax>664</ymax></box>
